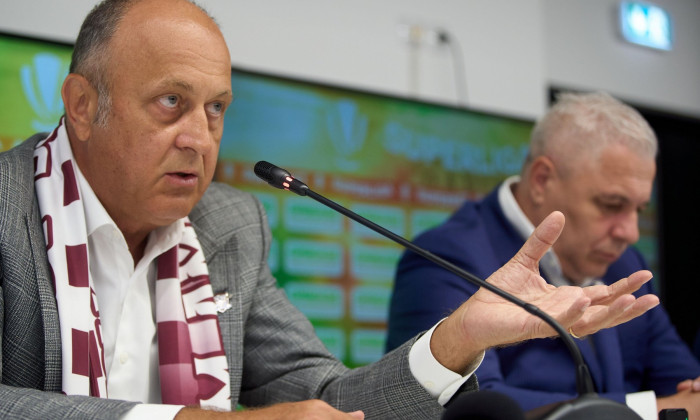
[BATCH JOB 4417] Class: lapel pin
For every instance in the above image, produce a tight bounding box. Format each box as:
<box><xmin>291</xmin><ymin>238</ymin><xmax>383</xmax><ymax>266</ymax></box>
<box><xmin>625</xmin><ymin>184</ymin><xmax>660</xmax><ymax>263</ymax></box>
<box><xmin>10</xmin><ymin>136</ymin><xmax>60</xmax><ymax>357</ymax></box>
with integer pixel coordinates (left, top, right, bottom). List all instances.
<box><xmin>213</xmin><ymin>292</ymin><xmax>232</xmax><ymax>313</ymax></box>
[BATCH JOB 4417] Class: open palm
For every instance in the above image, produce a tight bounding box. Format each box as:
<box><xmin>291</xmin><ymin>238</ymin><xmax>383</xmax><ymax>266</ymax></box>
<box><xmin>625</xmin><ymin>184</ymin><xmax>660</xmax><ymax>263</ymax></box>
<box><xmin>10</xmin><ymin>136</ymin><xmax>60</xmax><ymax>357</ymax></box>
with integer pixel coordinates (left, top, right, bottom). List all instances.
<box><xmin>457</xmin><ymin>211</ymin><xmax>659</xmax><ymax>350</ymax></box>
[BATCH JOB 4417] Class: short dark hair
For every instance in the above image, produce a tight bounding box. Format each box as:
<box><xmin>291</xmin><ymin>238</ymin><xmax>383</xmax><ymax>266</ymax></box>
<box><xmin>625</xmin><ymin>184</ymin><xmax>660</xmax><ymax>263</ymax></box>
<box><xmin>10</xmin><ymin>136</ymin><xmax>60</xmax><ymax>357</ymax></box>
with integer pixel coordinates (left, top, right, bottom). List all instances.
<box><xmin>69</xmin><ymin>0</ymin><xmax>133</xmax><ymax>125</ymax></box>
<box><xmin>69</xmin><ymin>0</ymin><xmax>216</xmax><ymax>126</ymax></box>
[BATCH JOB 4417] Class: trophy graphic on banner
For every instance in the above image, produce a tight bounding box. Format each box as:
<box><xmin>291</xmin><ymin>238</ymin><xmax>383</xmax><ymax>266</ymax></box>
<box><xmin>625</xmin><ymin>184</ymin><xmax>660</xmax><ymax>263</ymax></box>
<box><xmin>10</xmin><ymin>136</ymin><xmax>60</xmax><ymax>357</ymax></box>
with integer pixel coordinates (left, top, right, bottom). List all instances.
<box><xmin>21</xmin><ymin>53</ymin><xmax>69</xmax><ymax>132</ymax></box>
<box><xmin>326</xmin><ymin>100</ymin><xmax>368</xmax><ymax>172</ymax></box>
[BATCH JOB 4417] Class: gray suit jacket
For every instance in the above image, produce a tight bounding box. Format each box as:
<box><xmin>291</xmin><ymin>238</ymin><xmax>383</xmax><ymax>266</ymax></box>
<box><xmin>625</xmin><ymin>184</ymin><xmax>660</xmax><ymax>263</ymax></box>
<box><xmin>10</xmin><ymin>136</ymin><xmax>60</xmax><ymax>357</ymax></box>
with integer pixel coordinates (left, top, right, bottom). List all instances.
<box><xmin>0</xmin><ymin>134</ymin><xmax>476</xmax><ymax>419</ymax></box>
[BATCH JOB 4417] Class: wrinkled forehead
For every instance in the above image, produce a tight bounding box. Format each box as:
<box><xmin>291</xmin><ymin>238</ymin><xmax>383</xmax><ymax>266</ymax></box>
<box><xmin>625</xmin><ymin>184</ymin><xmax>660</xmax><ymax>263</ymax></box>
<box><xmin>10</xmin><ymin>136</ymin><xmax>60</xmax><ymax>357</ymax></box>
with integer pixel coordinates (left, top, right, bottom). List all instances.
<box><xmin>561</xmin><ymin>143</ymin><xmax>656</xmax><ymax>197</ymax></box>
<box><xmin>550</xmin><ymin>129</ymin><xmax>654</xmax><ymax>178</ymax></box>
<box><xmin>103</xmin><ymin>4</ymin><xmax>231</xmax><ymax>88</ymax></box>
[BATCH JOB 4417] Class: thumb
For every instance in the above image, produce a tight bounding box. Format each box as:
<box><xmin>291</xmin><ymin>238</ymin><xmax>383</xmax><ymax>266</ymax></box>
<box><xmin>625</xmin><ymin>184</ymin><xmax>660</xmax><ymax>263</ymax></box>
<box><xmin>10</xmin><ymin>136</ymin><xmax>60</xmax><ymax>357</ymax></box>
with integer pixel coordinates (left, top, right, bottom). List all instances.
<box><xmin>512</xmin><ymin>211</ymin><xmax>564</xmax><ymax>270</ymax></box>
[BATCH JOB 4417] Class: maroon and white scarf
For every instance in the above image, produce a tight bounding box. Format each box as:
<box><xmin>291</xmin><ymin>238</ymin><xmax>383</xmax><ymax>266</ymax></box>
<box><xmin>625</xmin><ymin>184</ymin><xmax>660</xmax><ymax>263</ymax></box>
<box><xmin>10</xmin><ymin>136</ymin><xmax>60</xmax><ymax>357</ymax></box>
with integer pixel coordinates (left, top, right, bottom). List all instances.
<box><xmin>34</xmin><ymin>120</ymin><xmax>230</xmax><ymax>409</ymax></box>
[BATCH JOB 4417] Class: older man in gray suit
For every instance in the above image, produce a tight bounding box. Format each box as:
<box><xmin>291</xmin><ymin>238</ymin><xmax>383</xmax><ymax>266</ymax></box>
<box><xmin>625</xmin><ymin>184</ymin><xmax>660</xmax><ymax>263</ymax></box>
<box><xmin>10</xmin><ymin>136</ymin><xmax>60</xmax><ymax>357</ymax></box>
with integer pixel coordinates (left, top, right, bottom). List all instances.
<box><xmin>0</xmin><ymin>0</ymin><xmax>660</xmax><ymax>419</ymax></box>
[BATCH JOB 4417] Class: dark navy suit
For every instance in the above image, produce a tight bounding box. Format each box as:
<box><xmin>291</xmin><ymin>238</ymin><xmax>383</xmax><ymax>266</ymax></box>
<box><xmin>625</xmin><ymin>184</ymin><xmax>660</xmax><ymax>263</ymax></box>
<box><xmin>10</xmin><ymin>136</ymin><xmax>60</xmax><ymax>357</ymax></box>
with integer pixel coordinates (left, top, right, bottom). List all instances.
<box><xmin>386</xmin><ymin>186</ymin><xmax>700</xmax><ymax>411</ymax></box>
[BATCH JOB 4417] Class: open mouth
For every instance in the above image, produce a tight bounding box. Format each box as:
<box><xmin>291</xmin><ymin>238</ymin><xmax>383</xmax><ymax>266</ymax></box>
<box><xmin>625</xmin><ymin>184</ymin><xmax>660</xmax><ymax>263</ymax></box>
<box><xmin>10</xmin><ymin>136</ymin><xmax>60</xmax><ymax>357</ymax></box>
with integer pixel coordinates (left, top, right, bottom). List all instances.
<box><xmin>166</xmin><ymin>171</ymin><xmax>198</xmax><ymax>185</ymax></box>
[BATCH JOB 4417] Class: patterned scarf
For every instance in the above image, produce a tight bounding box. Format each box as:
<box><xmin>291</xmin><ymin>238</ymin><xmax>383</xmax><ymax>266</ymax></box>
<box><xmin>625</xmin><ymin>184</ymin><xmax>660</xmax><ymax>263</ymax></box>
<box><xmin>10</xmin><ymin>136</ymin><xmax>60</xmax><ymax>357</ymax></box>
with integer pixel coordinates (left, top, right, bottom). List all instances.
<box><xmin>33</xmin><ymin>120</ymin><xmax>230</xmax><ymax>409</ymax></box>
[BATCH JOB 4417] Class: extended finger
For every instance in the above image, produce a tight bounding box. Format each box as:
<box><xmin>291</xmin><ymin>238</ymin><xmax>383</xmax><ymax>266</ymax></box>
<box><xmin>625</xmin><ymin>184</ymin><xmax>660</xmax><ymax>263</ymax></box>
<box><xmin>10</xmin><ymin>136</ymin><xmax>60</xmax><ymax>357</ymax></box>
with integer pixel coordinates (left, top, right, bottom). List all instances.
<box><xmin>603</xmin><ymin>294</ymin><xmax>659</xmax><ymax>328</ymax></box>
<box><xmin>568</xmin><ymin>294</ymin><xmax>635</xmax><ymax>336</ymax></box>
<box><xmin>555</xmin><ymin>295</ymin><xmax>591</xmax><ymax>335</ymax></box>
<box><xmin>571</xmin><ymin>294</ymin><xmax>659</xmax><ymax>336</ymax></box>
<box><xmin>513</xmin><ymin>211</ymin><xmax>565</xmax><ymax>271</ymax></box>
<box><xmin>582</xmin><ymin>270</ymin><xmax>653</xmax><ymax>305</ymax></box>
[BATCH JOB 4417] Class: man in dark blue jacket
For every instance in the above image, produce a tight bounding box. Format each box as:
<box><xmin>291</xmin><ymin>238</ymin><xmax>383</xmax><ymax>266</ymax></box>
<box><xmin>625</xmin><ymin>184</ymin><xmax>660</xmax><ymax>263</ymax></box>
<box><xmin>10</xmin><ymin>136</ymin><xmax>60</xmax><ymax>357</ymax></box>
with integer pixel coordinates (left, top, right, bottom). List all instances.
<box><xmin>387</xmin><ymin>91</ymin><xmax>700</xmax><ymax>419</ymax></box>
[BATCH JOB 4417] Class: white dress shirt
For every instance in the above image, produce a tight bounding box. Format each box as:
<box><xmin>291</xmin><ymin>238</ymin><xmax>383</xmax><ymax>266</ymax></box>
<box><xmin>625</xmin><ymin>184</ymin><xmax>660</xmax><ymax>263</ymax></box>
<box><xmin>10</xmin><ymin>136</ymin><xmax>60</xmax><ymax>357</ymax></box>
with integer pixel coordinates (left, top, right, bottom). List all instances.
<box><xmin>76</xmin><ymin>164</ymin><xmax>185</xmax><ymax>419</ymax></box>
<box><xmin>497</xmin><ymin>175</ymin><xmax>657</xmax><ymax>420</ymax></box>
<box><xmin>74</xmin><ymin>163</ymin><xmax>478</xmax><ymax>419</ymax></box>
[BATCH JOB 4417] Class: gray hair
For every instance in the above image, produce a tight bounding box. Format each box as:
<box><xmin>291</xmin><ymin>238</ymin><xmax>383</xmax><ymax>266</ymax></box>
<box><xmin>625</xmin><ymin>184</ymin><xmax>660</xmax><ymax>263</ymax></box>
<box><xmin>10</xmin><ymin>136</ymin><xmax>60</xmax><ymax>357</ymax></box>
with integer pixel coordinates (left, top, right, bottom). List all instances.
<box><xmin>69</xmin><ymin>0</ymin><xmax>217</xmax><ymax>127</ymax></box>
<box><xmin>524</xmin><ymin>91</ymin><xmax>658</xmax><ymax>176</ymax></box>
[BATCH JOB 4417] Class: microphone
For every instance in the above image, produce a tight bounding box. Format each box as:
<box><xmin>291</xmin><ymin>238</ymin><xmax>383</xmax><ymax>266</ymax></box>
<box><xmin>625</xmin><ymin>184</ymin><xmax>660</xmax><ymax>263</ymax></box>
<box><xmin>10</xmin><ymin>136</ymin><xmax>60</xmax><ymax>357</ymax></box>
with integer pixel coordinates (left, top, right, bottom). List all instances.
<box><xmin>254</xmin><ymin>161</ymin><xmax>642</xmax><ymax>420</ymax></box>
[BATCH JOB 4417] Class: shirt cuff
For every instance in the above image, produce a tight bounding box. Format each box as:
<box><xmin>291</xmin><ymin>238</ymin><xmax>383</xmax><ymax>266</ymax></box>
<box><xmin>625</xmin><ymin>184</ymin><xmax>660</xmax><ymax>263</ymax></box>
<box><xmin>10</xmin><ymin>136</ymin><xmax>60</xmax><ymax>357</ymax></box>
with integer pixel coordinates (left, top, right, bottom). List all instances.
<box><xmin>121</xmin><ymin>404</ymin><xmax>185</xmax><ymax>420</ymax></box>
<box><xmin>408</xmin><ymin>319</ymin><xmax>485</xmax><ymax>406</ymax></box>
<box><xmin>625</xmin><ymin>390</ymin><xmax>657</xmax><ymax>420</ymax></box>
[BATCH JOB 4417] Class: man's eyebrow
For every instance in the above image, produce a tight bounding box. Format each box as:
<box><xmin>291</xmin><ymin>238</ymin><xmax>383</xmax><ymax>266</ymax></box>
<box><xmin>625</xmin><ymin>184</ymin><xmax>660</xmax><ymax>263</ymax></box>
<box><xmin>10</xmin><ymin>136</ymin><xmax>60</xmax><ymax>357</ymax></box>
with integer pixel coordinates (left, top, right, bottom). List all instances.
<box><xmin>594</xmin><ymin>193</ymin><xmax>631</xmax><ymax>206</ymax></box>
<box><xmin>217</xmin><ymin>89</ymin><xmax>234</xmax><ymax>100</ymax></box>
<box><xmin>596</xmin><ymin>193</ymin><xmax>651</xmax><ymax>208</ymax></box>
<box><xmin>156</xmin><ymin>79</ymin><xmax>195</xmax><ymax>92</ymax></box>
<box><xmin>154</xmin><ymin>79</ymin><xmax>233</xmax><ymax>100</ymax></box>
<box><xmin>597</xmin><ymin>193</ymin><xmax>629</xmax><ymax>201</ymax></box>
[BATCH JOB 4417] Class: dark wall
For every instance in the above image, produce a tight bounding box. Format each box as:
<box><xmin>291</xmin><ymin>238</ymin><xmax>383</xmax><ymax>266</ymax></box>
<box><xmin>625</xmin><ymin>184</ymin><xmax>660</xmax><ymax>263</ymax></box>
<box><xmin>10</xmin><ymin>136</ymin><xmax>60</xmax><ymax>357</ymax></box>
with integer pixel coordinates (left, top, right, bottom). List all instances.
<box><xmin>643</xmin><ymin>108</ymin><xmax>700</xmax><ymax>355</ymax></box>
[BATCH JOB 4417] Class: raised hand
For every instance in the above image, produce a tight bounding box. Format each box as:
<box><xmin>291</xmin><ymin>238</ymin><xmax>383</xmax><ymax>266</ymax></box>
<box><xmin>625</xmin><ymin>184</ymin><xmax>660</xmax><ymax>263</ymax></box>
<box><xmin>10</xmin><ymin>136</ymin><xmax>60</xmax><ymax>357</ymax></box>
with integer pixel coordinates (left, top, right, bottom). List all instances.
<box><xmin>431</xmin><ymin>211</ymin><xmax>659</xmax><ymax>373</ymax></box>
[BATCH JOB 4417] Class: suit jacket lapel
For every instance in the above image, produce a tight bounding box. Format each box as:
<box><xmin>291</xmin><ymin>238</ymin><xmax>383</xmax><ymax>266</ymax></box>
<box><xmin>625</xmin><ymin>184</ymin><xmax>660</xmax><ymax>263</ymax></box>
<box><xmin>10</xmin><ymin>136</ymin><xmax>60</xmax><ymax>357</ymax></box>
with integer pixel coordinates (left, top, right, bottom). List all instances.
<box><xmin>191</xmin><ymin>209</ymin><xmax>244</xmax><ymax>404</ymax></box>
<box><xmin>16</xmin><ymin>137</ymin><xmax>64</xmax><ymax>391</ymax></box>
<box><xmin>26</xmin><ymin>205</ymin><xmax>64</xmax><ymax>391</ymax></box>
<box><xmin>574</xmin><ymin>335</ymin><xmax>606</xmax><ymax>392</ymax></box>
<box><xmin>590</xmin><ymin>327</ymin><xmax>625</xmax><ymax>392</ymax></box>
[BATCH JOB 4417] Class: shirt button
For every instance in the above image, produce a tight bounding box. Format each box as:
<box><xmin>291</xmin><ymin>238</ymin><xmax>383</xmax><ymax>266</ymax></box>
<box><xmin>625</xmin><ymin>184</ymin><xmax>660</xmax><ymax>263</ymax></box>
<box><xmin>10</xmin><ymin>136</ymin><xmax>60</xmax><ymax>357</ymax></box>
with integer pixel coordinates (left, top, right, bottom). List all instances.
<box><xmin>119</xmin><ymin>352</ymin><xmax>129</xmax><ymax>364</ymax></box>
<box><xmin>424</xmin><ymin>381</ymin><xmax>435</xmax><ymax>389</ymax></box>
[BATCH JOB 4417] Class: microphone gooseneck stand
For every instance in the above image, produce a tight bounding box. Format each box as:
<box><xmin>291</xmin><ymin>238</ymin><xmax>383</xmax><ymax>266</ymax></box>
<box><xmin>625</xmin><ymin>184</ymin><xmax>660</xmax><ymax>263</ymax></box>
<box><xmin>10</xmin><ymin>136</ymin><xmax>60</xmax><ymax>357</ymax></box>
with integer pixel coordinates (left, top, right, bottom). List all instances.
<box><xmin>253</xmin><ymin>161</ymin><xmax>643</xmax><ymax>420</ymax></box>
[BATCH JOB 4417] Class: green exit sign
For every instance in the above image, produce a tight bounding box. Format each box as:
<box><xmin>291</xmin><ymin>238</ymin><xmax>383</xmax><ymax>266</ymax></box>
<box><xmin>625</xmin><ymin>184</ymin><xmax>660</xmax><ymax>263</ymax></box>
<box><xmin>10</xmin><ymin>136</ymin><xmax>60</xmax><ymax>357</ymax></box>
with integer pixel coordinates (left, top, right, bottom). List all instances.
<box><xmin>619</xmin><ymin>1</ymin><xmax>673</xmax><ymax>51</ymax></box>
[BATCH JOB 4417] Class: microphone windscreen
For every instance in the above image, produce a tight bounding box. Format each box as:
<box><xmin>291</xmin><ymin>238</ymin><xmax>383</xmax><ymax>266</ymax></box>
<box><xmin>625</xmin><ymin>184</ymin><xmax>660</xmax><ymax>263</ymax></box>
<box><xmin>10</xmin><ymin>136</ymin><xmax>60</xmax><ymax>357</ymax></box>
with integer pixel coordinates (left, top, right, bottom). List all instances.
<box><xmin>253</xmin><ymin>160</ymin><xmax>277</xmax><ymax>183</ymax></box>
<box><xmin>442</xmin><ymin>390</ymin><xmax>525</xmax><ymax>420</ymax></box>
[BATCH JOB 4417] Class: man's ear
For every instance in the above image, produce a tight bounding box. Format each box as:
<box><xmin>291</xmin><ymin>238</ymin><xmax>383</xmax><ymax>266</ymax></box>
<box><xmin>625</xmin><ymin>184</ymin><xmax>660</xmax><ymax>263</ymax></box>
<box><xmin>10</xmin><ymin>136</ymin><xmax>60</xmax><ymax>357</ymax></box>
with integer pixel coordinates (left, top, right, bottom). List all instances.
<box><xmin>61</xmin><ymin>73</ymin><xmax>98</xmax><ymax>141</ymax></box>
<box><xmin>527</xmin><ymin>156</ymin><xmax>557</xmax><ymax>206</ymax></box>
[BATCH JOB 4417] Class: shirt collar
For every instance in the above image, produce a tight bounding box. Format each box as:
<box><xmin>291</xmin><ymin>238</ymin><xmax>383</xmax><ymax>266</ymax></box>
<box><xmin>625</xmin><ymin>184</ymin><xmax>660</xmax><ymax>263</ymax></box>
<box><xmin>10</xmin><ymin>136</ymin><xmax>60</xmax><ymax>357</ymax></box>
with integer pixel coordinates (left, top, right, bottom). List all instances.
<box><xmin>74</xmin><ymin>159</ymin><xmax>115</xmax><ymax>238</ymax></box>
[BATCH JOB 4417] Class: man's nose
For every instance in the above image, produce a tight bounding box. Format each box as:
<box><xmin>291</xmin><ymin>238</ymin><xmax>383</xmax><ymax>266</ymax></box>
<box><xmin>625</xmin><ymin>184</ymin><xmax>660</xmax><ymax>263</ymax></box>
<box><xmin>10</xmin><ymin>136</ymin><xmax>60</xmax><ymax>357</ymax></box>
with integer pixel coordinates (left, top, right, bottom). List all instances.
<box><xmin>611</xmin><ymin>211</ymin><xmax>640</xmax><ymax>245</ymax></box>
<box><xmin>176</xmin><ymin>108</ymin><xmax>212</xmax><ymax>155</ymax></box>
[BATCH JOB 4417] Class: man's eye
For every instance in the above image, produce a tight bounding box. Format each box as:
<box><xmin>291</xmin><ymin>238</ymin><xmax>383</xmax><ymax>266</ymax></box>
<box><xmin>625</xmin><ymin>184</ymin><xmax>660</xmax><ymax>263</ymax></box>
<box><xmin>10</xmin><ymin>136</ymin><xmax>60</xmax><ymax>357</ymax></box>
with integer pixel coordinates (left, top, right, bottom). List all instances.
<box><xmin>207</xmin><ymin>102</ymin><xmax>224</xmax><ymax>116</ymax></box>
<box><xmin>159</xmin><ymin>95</ymin><xmax>179</xmax><ymax>108</ymax></box>
<box><xmin>600</xmin><ymin>202</ymin><xmax>623</xmax><ymax>213</ymax></box>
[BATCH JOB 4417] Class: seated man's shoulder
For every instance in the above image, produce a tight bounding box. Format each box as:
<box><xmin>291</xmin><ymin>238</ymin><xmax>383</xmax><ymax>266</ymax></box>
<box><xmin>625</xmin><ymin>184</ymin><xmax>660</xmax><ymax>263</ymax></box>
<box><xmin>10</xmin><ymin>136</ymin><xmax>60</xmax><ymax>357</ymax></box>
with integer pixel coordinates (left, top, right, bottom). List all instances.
<box><xmin>0</xmin><ymin>134</ymin><xmax>47</xmax><ymax>208</ymax></box>
<box><xmin>413</xmin><ymin>199</ymin><xmax>489</xmax><ymax>248</ymax></box>
<box><xmin>0</xmin><ymin>134</ymin><xmax>45</xmax><ymax>169</ymax></box>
